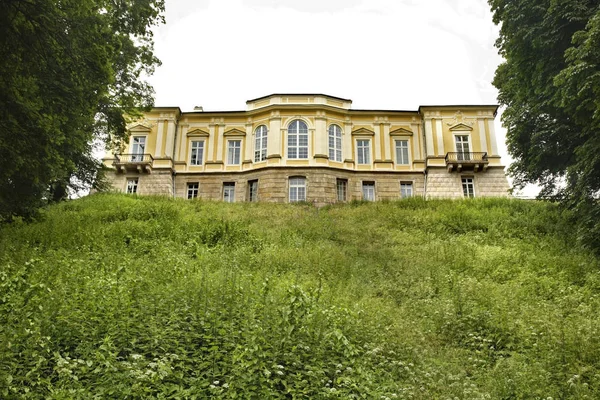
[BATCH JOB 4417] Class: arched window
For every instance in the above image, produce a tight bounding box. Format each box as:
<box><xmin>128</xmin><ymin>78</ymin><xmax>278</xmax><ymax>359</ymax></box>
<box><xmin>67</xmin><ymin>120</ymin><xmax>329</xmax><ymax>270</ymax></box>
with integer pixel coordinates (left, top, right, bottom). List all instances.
<box><xmin>328</xmin><ymin>124</ymin><xmax>342</xmax><ymax>162</ymax></box>
<box><xmin>287</xmin><ymin>120</ymin><xmax>308</xmax><ymax>159</ymax></box>
<box><xmin>254</xmin><ymin>125</ymin><xmax>268</xmax><ymax>162</ymax></box>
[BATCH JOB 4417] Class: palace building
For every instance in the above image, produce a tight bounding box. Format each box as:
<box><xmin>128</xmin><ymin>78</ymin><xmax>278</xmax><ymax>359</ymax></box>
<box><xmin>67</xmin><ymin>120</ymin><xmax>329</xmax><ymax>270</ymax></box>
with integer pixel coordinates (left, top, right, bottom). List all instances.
<box><xmin>102</xmin><ymin>94</ymin><xmax>510</xmax><ymax>203</ymax></box>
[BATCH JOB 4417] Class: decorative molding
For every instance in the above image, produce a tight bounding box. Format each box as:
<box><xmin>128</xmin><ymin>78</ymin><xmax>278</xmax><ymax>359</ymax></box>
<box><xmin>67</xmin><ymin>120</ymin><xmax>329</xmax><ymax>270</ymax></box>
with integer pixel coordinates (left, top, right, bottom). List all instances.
<box><xmin>223</xmin><ymin>128</ymin><xmax>246</xmax><ymax>136</ymax></box>
<box><xmin>448</xmin><ymin>123</ymin><xmax>473</xmax><ymax>132</ymax></box>
<box><xmin>389</xmin><ymin>127</ymin><xmax>414</xmax><ymax>136</ymax></box>
<box><xmin>187</xmin><ymin>128</ymin><xmax>210</xmax><ymax>137</ymax></box>
<box><xmin>314</xmin><ymin>154</ymin><xmax>329</xmax><ymax>159</ymax></box>
<box><xmin>128</xmin><ymin>124</ymin><xmax>152</xmax><ymax>133</ymax></box>
<box><xmin>266</xmin><ymin>154</ymin><xmax>282</xmax><ymax>159</ymax></box>
<box><xmin>205</xmin><ymin>161</ymin><xmax>224</xmax><ymax>165</ymax></box>
<box><xmin>351</xmin><ymin>127</ymin><xmax>375</xmax><ymax>136</ymax></box>
<box><xmin>446</xmin><ymin>111</ymin><xmax>475</xmax><ymax>128</ymax></box>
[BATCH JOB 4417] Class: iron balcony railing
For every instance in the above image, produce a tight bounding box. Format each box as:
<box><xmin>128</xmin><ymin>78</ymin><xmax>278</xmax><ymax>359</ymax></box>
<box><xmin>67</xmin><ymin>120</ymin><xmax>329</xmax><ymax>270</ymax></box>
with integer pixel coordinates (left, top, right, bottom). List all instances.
<box><xmin>445</xmin><ymin>152</ymin><xmax>488</xmax><ymax>163</ymax></box>
<box><xmin>114</xmin><ymin>153</ymin><xmax>154</xmax><ymax>163</ymax></box>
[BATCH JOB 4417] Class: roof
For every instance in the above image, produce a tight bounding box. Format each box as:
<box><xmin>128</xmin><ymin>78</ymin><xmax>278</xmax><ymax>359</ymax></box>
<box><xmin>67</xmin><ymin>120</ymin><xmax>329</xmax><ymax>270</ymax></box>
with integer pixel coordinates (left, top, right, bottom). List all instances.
<box><xmin>246</xmin><ymin>93</ymin><xmax>352</xmax><ymax>103</ymax></box>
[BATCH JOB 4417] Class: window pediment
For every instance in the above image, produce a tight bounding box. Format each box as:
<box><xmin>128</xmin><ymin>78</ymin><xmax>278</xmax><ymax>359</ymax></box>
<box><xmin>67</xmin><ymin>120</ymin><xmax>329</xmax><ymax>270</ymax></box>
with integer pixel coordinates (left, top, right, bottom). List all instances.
<box><xmin>128</xmin><ymin>124</ymin><xmax>152</xmax><ymax>133</ymax></box>
<box><xmin>351</xmin><ymin>127</ymin><xmax>375</xmax><ymax>136</ymax></box>
<box><xmin>390</xmin><ymin>126</ymin><xmax>413</xmax><ymax>136</ymax></box>
<box><xmin>223</xmin><ymin>128</ymin><xmax>246</xmax><ymax>136</ymax></box>
<box><xmin>187</xmin><ymin>128</ymin><xmax>210</xmax><ymax>137</ymax></box>
<box><xmin>449</xmin><ymin>123</ymin><xmax>473</xmax><ymax>132</ymax></box>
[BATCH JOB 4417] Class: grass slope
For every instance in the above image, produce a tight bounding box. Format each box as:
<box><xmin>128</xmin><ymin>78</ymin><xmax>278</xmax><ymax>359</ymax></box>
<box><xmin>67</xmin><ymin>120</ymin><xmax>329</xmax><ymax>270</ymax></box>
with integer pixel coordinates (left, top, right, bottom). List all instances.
<box><xmin>1</xmin><ymin>194</ymin><xmax>599</xmax><ymax>399</ymax></box>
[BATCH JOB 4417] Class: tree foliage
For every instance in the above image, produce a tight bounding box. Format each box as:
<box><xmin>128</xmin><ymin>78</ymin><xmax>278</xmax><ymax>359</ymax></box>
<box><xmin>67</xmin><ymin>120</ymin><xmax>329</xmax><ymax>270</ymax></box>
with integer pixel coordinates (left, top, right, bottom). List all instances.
<box><xmin>0</xmin><ymin>0</ymin><xmax>165</xmax><ymax>220</ymax></box>
<box><xmin>490</xmin><ymin>0</ymin><xmax>600</xmax><ymax>253</ymax></box>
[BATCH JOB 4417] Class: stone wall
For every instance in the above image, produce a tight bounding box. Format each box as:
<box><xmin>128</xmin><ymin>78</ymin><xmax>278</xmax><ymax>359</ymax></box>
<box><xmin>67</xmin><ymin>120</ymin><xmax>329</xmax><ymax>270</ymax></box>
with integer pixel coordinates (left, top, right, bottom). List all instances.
<box><xmin>108</xmin><ymin>169</ymin><xmax>173</xmax><ymax>196</ymax></box>
<box><xmin>174</xmin><ymin>167</ymin><xmax>425</xmax><ymax>205</ymax></box>
<box><xmin>425</xmin><ymin>167</ymin><xmax>510</xmax><ymax>199</ymax></box>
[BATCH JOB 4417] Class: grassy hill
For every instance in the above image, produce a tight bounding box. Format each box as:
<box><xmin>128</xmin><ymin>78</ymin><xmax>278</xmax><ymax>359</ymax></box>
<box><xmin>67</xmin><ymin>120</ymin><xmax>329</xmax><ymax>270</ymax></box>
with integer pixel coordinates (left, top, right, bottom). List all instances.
<box><xmin>1</xmin><ymin>194</ymin><xmax>599</xmax><ymax>399</ymax></box>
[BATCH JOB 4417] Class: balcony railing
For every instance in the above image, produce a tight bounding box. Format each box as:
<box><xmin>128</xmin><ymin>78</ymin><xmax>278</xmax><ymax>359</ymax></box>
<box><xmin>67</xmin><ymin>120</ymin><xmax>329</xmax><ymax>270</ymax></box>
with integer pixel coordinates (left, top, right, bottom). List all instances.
<box><xmin>113</xmin><ymin>153</ymin><xmax>154</xmax><ymax>173</ymax></box>
<box><xmin>445</xmin><ymin>152</ymin><xmax>488</xmax><ymax>172</ymax></box>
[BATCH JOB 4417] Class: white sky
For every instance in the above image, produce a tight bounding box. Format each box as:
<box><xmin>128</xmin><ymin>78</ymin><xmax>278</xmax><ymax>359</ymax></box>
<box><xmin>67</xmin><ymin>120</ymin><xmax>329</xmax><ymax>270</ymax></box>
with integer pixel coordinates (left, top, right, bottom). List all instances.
<box><xmin>146</xmin><ymin>0</ymin><xmax>537</xmax><ymax>197</ymax></box>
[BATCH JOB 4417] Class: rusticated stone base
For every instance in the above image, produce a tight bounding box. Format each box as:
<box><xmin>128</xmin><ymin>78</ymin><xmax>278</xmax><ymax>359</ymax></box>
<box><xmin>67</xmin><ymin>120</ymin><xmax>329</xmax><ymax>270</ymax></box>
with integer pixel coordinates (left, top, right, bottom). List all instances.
<box><xmin>425</xmin><ymin>167</ymin><xmax>510</xmax><ymax>199</ymax></box>
<box><xmin>174</xmin><ymin>167</ymin><xmax>425</xmax><ymax>205</ymax></box>
<box><xmin>108</xmin><ymin>169</ymin><xmax>173</xmax><ymax>196</ymax></box>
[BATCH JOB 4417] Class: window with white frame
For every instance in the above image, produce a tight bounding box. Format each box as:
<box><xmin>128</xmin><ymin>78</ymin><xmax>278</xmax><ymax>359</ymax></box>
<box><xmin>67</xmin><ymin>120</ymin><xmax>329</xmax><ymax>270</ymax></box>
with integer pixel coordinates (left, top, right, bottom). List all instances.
<box><xmin>190</xmin><ymin>141</ymin><xmax>204</xmax><ymax>165</ymax></box>
<box><xmin>362</xmin><ymin>182</ymin><xmax>375</xmax><ymax>201</ymax></box>
<box><xmin>357</xmin><ymin>140</ymin><xmax>370</xmax><ymax>164</ymax></box>
<box><xmin>328</xmin><ymin>125</ymin><xmax>342</xmax><ymax>162</ymax></box>
<box><xmin>227</xmin><ymin>140</ymin><xmax>241</xmax><ymax>165</ymax></box>
<box><xmin>254</xmin><ymin>125</ymin><xmax>268</xmax><ymax>162</ymax></box>
<box><xmin>400</xmin><ymin>182</ymin><xmax>413</xmax><ymax>198</ymax></box>
<box><xmin>462</xmin><ymin>177</ymin><xmax>475</xmax><ymax>198</ymax></box>
<box><xmin>336</xmin><ymin>178</ymin><xmax>347</xmax><ymax>201</ymax></box>
<box><xmin>287</xmin><ymin>120</ymin><xmax>309</xmax><ymax>159</ymax></box>
<box><xmin>395</xmin><ymin>140</ymin><xmax>410</xmax><ymax>165</ymax></box>
<box><xmin>223</xmin><ymin>182</ymin><xmax>235</xmax><ymax>202</ymax></box>
<box><xmin>289</xmin><ymin>177</ymin><xmax>306</xmax><ymax>202</ymax></box>
<box><xmin>455</xmin><ymin>135</ymin><xmax>471</xmax><ymax>161</ymax></box>
<box><xmin>131</xmin><ymin>136</ymin><xmax>146</xmax><ymax>162</ymax></box>
<box><xmin>126</xmin><ymin>178</ymin><xmax>138</xmax><ymax>194</ymax></box>
<box><xmin>248</xmin><ymin>180</ymin><xmax>258</xmax><ymax>202</ymax></box>
<box><xmin>187</xmin><ymin>182</ymin><xmax>199</xmax><ymax>199</ymax></box>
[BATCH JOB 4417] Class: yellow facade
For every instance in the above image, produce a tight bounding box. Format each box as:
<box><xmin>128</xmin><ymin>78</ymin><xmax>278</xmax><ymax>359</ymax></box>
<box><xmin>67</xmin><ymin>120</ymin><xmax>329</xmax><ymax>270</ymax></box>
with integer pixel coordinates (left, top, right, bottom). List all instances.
<box><xmin>104</xmin><ymin>94</ymin><xmax>510</xmax><ymax>202</ymax></box>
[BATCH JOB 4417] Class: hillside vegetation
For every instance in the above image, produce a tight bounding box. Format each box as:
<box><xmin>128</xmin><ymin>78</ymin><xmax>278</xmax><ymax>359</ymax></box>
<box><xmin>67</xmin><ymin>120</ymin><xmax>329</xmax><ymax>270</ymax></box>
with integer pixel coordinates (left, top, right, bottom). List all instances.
<box><xmin>1</xmin><ymin>194</ymin><xmax>599</xmax><ymax>399</ymax></box>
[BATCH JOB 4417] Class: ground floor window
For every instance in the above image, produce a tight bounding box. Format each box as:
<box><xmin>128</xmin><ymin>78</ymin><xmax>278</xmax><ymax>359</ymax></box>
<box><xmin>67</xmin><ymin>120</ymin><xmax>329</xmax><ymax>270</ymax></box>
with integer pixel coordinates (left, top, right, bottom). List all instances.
<box><xmin>223</xmin><ymin>182</ymin><xmax>235</xmax><ymax>203</ymax></box>
<box><xmin>336</xmin><ymin>178</ymin><xmax>348</xmax><ymax>201</ymax></box>
<box><xmin>400</xmin><ymin>182</ymin><xmax>413</xmax><ymax>198</ymax></box>
<box><xmin>248</xmin><ymin>180</ymin><xmax>258</xmax><ymax>202</ymax></box>
<box><xmin>187</xmin><ymin>182</ymin><xmax>199</xmax><ymax>199</ymax></box>
<box><xmin>289</xmin><ymin>177</ymin><xmax>306</xmax><ymax>202</ymax></box>
<box><xmin>126</xmin><ymin>178</ymin><xmax>138</xmax><ymax>194</ymax></box>
<box><xmin>462</xmin><ymin>177</ymin><xmax>475</xmax><ymax>198</ymax></box>
<box><xmin>362</xmin><ymin>182</ymin><xmax>375</xmax><ymax>201</ymax></box>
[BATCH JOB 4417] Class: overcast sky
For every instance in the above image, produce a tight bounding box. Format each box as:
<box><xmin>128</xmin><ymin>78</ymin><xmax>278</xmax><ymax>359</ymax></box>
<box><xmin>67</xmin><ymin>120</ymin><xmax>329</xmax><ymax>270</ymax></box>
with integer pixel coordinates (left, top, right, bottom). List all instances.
<box><xmin>146</xmin><ymin>0</ymin><xmax>535</xmax><ymax>196</ymax></box>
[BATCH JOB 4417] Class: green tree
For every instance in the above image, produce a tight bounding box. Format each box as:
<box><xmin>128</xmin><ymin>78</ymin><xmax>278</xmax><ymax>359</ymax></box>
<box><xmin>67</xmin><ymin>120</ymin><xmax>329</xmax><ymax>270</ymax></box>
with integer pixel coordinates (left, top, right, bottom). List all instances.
<box><xmin>0</xmin><ymin>0</ymin><xmax>164</xmax><ymax>220</ymax></box>
<box><xmin>489</xmin><ymin>0</ymin><xmax>600</xmax><ymax>253</ymax></box>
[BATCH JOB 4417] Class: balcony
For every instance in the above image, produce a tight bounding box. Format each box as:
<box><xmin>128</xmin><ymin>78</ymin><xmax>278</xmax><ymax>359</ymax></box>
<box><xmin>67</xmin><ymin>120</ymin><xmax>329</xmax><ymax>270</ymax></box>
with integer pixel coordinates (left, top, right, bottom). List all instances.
<box><xmin>445</xmin><ymin>152</ymin><xmax>488</xmax><ymax>172</ymax></box>
<box><xmin>113</xmin><ymin>153</ymin><xmax>154</xmax><ymax>173</ymax></box>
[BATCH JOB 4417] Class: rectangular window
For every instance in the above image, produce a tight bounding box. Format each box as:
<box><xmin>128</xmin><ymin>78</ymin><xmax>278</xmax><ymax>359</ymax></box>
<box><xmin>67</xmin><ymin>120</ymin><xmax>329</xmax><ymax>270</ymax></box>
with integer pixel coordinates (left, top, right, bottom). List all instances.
<box><xmin>227</xmin><ymin>140</ymin><xmax>241</xmax><ymax>165</ymax></box>
<box><xmin>126</xmin><ymin>178</ymin><xmax>138</xmax><ymax>194</ymax></box>
<box><xmin>190</xmin><ymin>141</ymin><xmax>204</xmax><ymax>165</ymax></box>
<box><xmin>336</xmin><ymin>179</ymin><xmax>347</xmax><ymax>201</ymax></box>
<box><xmin>357</xmin><ymin>140</ymin><xmax>370</xmax><ymax>164</ymax></box>
<box><xmin>395</xmin><ymin>140</ymin><xmax>409</xmax><ymax>165</ymax></box>
<box><xmin>223</xmin><ymin>182</ymin><xmax>235</xmax><ymax>202</ymax></box>
<box><xmin>362</xmin><ymin>182</ymin><xmax>375</xmax><ymax>201</ymax></box>
<box><xmin>248</xmin><ymin>180</ymin><xmax>258</xmax><ymax>202</ymax></box>
<box><xmin>187</xmin><ymin>182</ymin><xmax>199</xmax><ymax>199</ymax></box>
<box><xmin>289</xmin><ymin>177</ymin><xmax>306</xmax><ymax>202</ymax></box>
<box><xmin>131</xmin><ymin>136</ymin><xmax>146</xmax><ymax>162</ymax></box>
<box><xmin>455</xmin><ymin>135</ymin><xmax>471</xmax><ymax>161</ymax></box>
<box><xmin>462</xmin><ymin>177</ymin><xmax>475</xmax><ymax>198</ymax></box>
<box><xmin>400</xmin><ymin>182</ymin><xmax>413</xmax><ymax>198</ymax></box>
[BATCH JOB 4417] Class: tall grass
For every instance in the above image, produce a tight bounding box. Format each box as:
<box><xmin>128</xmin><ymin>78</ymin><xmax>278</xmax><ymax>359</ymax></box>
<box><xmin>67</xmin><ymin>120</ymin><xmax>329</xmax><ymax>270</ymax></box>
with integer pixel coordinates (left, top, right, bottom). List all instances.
<box><xmin>0</xmin><ymin>193</ymin><xmax>598</xmax><ymax>398</ymax></box>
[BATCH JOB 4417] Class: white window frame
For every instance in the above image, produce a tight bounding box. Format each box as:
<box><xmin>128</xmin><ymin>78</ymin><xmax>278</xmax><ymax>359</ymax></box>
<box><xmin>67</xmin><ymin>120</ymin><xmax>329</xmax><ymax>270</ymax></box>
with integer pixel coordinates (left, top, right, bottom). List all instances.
<box><xmin>254</xmin><ymin>125</ymin><xmax>268</xmax><ymax>162</ymax></box>
<box><xmin>357</xmin><ymin>140</ymin><xmax>371</xmax><ymax>164</ymax></box>
<box><xmin>248</xmin><ymin>180</ymin><xmax>258</xmax><ymax>202</ymax></box>
<box><xmin>362</xmin><ymin>182</ymin><xmax>375</xmax><ymax>201</ymax></box>
<box><xmin>462</xmin><ymin>177</ymin><xmax>475</xmax><ymax>198</ymax></box>
<box><xmin>400</xmin><ymin>182</ymin><xmax>413</xmax><ymax>198</ymax></box>
<box><xmin>328</xmin><ymin>125</ymin><xmax>343</xmax><ymax>162</ymax></box>
<box><xmin>289</xmin><ymin>177</ymin><xmax>306</xmax><ymax>202</ymax></box>
<box><xmin>287</xmin><ymin>120</ymin><xmax>309</xmax><ymax>159</ymax></box>
<box><xmin>395</xmin><ymin>140</ymin><xmax>410</xmax><ymax>165</ymax></box>
<box><xmin>227</xmin><ymin>140</ymin><xmax>241</xmax><ymax>165</ymax></box>
<box><xmin>190</xmin><ymin>140</ymin><xmax>204</xmax><ymax>166</ymax></box>
<box><xmin>223</xmin><ymin>182</ymin><xmax>236</xmax><ymax>203</ymax></box>
<box><xmin>455</xmin><ymin>135</ymin><xmax>471</xmax><ymax>161</ymax></box>
<box><xmin>336</xmin><ymin>178</ymin><xmax>347</xmax><ymax>201</ymax></box>
<box><xmin>126</xmin><ymin>178</ymin><xmax>138</xmax><ymax>194</ymax></box>
<box><xmin>131</xmin><ymin>136</ymin><xmax>146</xmax><ymax>162</ymax></box>
<box><xmin>187</xmin><ymin>182</ymin><xmax>199</xmax><ymax>199</ymax></box>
